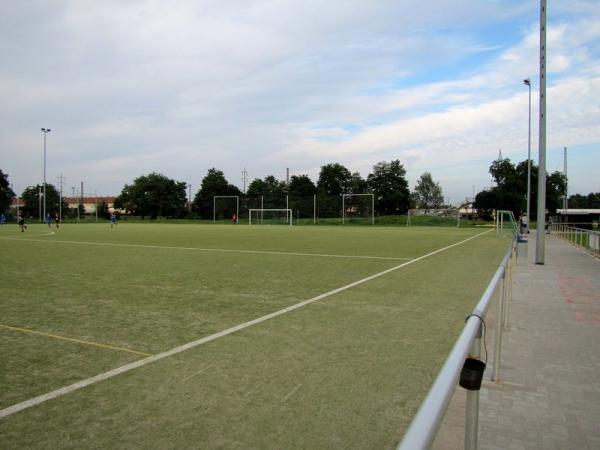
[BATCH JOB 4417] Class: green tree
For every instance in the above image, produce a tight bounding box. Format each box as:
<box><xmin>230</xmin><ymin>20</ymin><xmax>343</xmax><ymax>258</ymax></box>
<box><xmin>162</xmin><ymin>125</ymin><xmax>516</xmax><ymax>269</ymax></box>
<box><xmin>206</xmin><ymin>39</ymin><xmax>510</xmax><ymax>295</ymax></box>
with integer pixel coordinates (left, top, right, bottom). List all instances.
<box><xmin>96</xmin><ymin>201</ymin><xmax>110</xmax><ymax>219</ymax></box>
<box><xmin>413</xmin><ymin>172</ymin><xmax>444</xmax><ymax>214</ymax></box>
<box><xmin>568</xmin><ymin>192</ymin><xmax>600</xmax><ymax>208</ymax></box>
<box><xmin>317</xmin><ymin>163</ymin><xmax>352</xmax><ymax>196</ymax></box>
<box><xmin>193</xmin><ymin>168</ymin><xmax>241</xmax><ymax>219</ymax></box>
<box><xmin>349</xmin><ymin>172</ymin><xmax>368</xmax><ymax>194</ymax></box>
<box><xmin>247</xmin><ymin>175</ymin><xmax>283</xmax><ymax>196</ymax></box>
<box><xmin>474</xmin><ymin>189</ymin><xmax>498</xmax><ymax>220</ymax></box>
<box><xmin>316</xmin><ymin>163</ymin><xmax>352</xmax><ymax>218</ymax></box>
<box><xmin>0</xmin><ymin>169</ymin><xmax>15</xmax><ymax>214</ymax></box>
<box><xmin>288</xmin><ymin>175</ymin><xmax>316</xmax><ymax>196</ymax></box>
<box><xmin>475</xmin><ymin>158</ymin><xmax>566</xmax><ymax>219</ymax></box>
<box><xmin>247</xmin><ymin>178</ymin><xmax>268</xmax><ymax>196</ymax></box>
<box><xmin>20</xmin><ymin>184</ymin><xmax>67</xmax><ymax>220</ymax></box>
<box><xmin>367</xmin><ymin>160</ymin><xmax>410</xmax><ymax>215</ymax></box>
<box><xmin>115</xmin><ymin>173</ymin><xmax>187</xmax><ymax>219</ymax></box>
<box><xmin>288</xmin><ymin>175</ymin><xmax>317</xmax><ymax>218</ymax></box>
<box><xmin>587</xmin><ymin>193</ymin><xmax>600</xmax><ymax>208</ymax></box>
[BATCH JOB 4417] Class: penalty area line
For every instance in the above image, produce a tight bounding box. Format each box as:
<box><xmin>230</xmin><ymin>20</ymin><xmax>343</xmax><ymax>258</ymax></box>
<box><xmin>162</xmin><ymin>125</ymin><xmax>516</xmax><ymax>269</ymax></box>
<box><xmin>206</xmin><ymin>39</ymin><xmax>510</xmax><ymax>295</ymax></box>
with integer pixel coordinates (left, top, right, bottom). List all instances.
<box><xmin>0</xmin><ymin>229</ymin><xmax>491</xmax><ymax>419</ymax></box>
<box><xmin>0</xmin><ymin>324</ymin><xmax>151</xmax><ymax>357</ymax></box>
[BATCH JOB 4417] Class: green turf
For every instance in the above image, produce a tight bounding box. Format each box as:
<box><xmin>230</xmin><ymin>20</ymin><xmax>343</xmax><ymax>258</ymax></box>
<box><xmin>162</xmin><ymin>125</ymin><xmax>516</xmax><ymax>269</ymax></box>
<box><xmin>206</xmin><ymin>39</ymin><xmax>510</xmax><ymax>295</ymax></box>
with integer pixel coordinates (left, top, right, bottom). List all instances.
<box><xmin>0</xmin><ymin>222</ymin><xmax>510</xmax><ymax>448</ymax></box>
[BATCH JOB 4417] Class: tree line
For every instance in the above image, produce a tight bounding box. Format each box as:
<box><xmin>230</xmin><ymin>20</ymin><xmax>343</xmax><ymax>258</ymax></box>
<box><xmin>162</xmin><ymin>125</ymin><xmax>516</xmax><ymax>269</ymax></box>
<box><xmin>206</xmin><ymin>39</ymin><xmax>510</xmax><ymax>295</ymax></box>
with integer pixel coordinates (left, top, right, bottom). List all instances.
<box><xmin>3</xmin><ymin>159</ymin><xmax>593</xmax><ymax>221</ymax></box>
<box><xmin>474</xmin><ymin>158</ymin><xmax>570</xmax><ymax>220</ymax></box>
<box><xmin>113</xmin><ymin>161</ymin><xmax>433</xmax><ymax>219</ymax></box>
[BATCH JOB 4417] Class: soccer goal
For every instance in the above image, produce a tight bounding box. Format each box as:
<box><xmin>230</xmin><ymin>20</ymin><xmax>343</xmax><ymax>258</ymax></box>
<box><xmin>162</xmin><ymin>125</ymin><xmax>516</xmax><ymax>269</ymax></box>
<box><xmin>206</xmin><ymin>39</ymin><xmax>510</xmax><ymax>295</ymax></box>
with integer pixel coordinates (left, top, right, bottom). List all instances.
<box><xmin>496</xmin><ymin>210</ymin><xmax>518</xmax><ymax>238</ymax></box>
<box><xmin>249</xmin><ymin>209</ymin><xmax>293</xmax><ymax>226</ymax></box>
<box><xmin>213</xmin><ymin>196</ymin><xmax>239</xmax><ymax>223</ymax></box>
<box><xmin>342</xmin><ymin>194</ymin><xmax>374</xmax><ymax>225</ymax></box>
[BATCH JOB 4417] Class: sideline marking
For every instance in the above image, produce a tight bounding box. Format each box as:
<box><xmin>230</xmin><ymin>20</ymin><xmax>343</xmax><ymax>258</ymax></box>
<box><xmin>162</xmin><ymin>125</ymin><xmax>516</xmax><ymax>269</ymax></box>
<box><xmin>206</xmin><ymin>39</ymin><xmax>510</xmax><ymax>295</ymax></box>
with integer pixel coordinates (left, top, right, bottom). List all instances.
<box><xmin>0</xmin><ymin>229</ymin><xmax>492</xmax><ymax>419</ymax></box>
<box><xmin>0</xmin><ymin>231</ymin><xmax>55</xmax><ymax>238</ymax></box>
<box><xmin>0</xmin><ymin>324</ymin><xmax>151</xmax><ymax>357</ymax></box>
<box><xmin>0</xmin><ymin>236</ymin><xmax>414</xmax><ymax>261</ymax></box>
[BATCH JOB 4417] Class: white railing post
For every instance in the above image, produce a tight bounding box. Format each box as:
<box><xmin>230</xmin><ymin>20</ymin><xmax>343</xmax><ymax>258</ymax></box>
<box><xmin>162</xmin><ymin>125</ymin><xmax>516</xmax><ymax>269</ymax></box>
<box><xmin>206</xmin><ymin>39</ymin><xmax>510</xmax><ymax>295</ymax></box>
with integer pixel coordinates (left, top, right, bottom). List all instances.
<box><xmin>503</xmin><ymin>249</ymin><xmax>513</xmax><ymax>330</ymax></box>
<box><xmin>493</xmin><ymin>263</ymin><xmax>505</xmax><ymax>382</ymax></box>
<box><xmin>465</xmin><ymin>326</ymin><xmax>482</xmax><ymax>450</ymax></box>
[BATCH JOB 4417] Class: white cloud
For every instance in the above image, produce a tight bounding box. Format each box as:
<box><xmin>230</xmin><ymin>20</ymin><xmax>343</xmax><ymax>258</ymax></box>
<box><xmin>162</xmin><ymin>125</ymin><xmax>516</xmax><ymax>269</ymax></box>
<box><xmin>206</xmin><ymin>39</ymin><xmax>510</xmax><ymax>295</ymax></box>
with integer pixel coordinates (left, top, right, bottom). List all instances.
<box><xmin>1</xmin><ymin>1</ymin><xmax>599</xmax><ymax>202</ymax></box>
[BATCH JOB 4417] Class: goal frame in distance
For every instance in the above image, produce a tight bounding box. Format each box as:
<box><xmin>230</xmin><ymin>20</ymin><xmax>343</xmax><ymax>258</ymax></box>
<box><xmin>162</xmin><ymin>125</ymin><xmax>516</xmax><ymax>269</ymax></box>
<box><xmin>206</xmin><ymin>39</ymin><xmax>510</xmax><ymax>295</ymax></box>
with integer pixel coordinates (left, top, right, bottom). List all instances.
<box><xmin>213</xmin><ymin>196</ymin><xmax>239</xmax><ymax>223</ymax></box>
<box><xmin>342</xmin><ymin>193</ymin><xmax>374</xmax><ymax>225</ymax></box>
<box><xmin>248</xmin><ymin>209</ymin><xmax>293</xmax><ymax>226</ymax></box>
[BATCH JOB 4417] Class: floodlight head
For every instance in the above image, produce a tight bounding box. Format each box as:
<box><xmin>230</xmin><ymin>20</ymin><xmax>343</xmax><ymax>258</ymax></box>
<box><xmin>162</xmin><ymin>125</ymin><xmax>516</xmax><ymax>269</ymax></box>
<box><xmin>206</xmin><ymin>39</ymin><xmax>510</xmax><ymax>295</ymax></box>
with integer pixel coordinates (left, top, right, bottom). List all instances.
<box><xmin>523</xmin><ymin>79</ymin><xmax>530</xmax><ymax>86</ymax></box>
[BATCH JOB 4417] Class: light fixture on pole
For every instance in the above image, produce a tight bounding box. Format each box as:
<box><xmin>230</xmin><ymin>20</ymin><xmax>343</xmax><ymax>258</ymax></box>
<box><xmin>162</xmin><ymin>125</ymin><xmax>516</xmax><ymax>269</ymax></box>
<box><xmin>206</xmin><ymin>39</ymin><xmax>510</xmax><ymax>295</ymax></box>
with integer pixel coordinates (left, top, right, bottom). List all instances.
<box><xmin>41</xmin><ymin>128</ymin><xmax>51</xmax><ymax>222</ymax></box>
<box><xmin>523</xmin><ymin>79</ymin><xmax>532</xmax><ymax>233</ymax></box>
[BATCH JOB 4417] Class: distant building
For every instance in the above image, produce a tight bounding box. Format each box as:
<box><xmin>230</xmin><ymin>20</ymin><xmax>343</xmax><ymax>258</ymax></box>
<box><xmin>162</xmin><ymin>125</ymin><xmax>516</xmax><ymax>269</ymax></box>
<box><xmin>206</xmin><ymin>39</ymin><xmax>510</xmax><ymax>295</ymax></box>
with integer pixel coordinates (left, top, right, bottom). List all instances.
<box><xmin>65</xmin><ymin>196</ymin><xmax>118</xmax><ymax>214</ymax></box>
<box><xmin>458</xmin><ymin>200</ymin><xmax>478</xmax><ymax>220</ymax></box>
<box><xmin>554</xmin><ymin>209</ymin><xmax>600</xmax><ymax>229</ymax></box>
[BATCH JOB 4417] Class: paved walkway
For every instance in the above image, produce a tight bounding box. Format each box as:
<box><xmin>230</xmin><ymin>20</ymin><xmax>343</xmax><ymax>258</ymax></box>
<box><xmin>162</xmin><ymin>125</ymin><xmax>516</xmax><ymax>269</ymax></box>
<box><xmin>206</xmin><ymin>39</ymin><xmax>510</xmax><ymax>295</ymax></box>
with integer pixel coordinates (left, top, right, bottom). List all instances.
<box><xmin>433</xmin><ymin>233</ymin><xmax>600</xmax><ymax>450</ymax></box>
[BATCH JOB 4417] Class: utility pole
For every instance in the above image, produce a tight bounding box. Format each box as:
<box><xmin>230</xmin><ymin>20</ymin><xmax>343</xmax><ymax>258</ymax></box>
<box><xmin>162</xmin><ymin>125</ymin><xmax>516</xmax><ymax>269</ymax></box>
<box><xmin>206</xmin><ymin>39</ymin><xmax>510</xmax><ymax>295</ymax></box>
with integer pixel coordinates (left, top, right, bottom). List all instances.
<box><xmin>535</xmin><ymin>0</ymin><xmax>547</xmax><ymax>265</ymax></box>
<box><xmin>563</xmin><ymin>147</ymin><xmax>568</xmax><ymax>211</ymax></box>
<box><xmin>41</xmin><ymin>128</ymin><xmax>51</xmax><ymax>222</ymax></box>
<box><xmin>241</xmin><ymin>168</ymin><xmax>248</xmax><ymax>194</ymax></box>
<box><xmin>57</xmin><ymin>174</ymin><xmax>65</xmax><ymax>221</ymax></box>
<box><xmin>524</xmin><ymin>78</ymin><xmax>532</xmax><ymax>232</ymax></box>
<box><xmin>188</xmin><ymin>184</ymin><xmax>192</xmax><ymax>212</ymax></box>
<box><xmin>80</xmin><ymin>181</ymin><xmax>84</xmax><ymax>222</ymax></box>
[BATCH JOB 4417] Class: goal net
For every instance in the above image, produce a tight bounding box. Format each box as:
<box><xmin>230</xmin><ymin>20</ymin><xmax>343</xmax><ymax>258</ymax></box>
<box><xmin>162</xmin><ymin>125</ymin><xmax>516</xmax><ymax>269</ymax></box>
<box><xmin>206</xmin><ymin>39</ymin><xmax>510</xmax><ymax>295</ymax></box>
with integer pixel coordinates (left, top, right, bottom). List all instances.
<box><xmin>249</xmin><ymin>209</ymin><xmax>293</xmax><ymax>226</ymax></box>
<box><xmin>213</xmin><ymin>196</ymin><xmax>239</xmax><ymax>223</ymax></box>
<box><xmin>496</xmin><ymin>210</ymin><xmax>518</xmax><ymax>237</ymax></box>
<box><xmin>342</xmin><ymin>194</ymin><xmax>374</xmax><ymax>224</ymax></box>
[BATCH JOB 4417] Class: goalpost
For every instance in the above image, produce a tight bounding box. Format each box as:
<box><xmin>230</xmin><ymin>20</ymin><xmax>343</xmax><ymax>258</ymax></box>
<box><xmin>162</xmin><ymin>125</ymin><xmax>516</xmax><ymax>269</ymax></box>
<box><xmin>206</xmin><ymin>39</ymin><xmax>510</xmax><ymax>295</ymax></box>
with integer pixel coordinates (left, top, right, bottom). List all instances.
<box><xmin>496</xmin><ymin>210</ymin><xmax>518</xmax><ymax>238</ymax></box>
<box><xmin>249</xmin><ymin>209</ymin><xmax>293</xmax><ymax>226</ymax></box>
<box><xmin>213</xmin><ymin>196</ymin><xmax>239</xmax><ymax>223</ymax></box>
<box><xmin>342</xmin><ymin>193</ymin><xmax>374</xmax><ymax>225</ymax></box>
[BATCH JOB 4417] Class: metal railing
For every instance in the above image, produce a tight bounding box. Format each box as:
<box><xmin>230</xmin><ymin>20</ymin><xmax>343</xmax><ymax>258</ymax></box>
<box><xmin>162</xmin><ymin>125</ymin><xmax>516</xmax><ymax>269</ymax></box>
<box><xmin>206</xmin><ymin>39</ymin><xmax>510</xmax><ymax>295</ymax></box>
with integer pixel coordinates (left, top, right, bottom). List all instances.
<box><xmin>398</xmin><ymin>238</ymin><xmax>516</xmax><ymax>450</ymax></box>
<box><xmin>551</xmin><ymin>224</ymin><xmax>600</xmax><ymax>257</ymax></box>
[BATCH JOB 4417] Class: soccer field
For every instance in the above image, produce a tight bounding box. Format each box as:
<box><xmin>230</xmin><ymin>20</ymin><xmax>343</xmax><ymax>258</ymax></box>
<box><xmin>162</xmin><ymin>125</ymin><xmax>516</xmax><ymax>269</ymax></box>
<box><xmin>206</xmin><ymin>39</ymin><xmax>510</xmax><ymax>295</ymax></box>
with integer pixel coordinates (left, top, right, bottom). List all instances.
<box><xmin>0</xmin><ymin>222</ymin><xmax>509</xmax><ymax>449</ymax></box>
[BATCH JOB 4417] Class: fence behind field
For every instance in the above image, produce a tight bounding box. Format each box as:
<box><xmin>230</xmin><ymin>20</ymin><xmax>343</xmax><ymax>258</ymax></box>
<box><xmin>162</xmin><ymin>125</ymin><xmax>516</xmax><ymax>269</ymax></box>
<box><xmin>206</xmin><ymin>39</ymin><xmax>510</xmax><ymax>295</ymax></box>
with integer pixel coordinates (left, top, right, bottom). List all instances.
<box><xmin>398</xmin><ymin>237</ymin><xmax>517</xmax><ymax>450</ymax></box>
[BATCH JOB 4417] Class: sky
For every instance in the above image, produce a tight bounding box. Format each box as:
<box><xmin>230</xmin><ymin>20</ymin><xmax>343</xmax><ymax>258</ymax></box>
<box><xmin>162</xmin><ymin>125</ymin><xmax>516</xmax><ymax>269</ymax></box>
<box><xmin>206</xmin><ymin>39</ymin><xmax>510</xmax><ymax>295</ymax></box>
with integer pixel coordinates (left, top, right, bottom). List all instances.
<box><xmin>1</xmin><ymin>0</ymin><xmax>599</xmax><ymax>205</ymax></box>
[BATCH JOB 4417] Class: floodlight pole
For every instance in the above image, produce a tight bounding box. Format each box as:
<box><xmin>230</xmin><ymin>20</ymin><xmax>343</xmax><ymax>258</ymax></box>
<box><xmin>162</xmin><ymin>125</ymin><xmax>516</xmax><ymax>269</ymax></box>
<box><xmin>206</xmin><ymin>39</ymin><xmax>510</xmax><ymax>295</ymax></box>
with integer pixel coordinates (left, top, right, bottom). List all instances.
<box><xmin>41</xmin><ymin>128</ymin><xmax>51</xmax><ymax>221</ymax></box>
<box><xmin>535</xmin><ymin>0</ymin><xmax>547</xmax><ymax>265</ymax></box>
<box><xmin>524</xmin><ymin>79</ymin><xmax>532</xmax><ymax>233</ymax></box>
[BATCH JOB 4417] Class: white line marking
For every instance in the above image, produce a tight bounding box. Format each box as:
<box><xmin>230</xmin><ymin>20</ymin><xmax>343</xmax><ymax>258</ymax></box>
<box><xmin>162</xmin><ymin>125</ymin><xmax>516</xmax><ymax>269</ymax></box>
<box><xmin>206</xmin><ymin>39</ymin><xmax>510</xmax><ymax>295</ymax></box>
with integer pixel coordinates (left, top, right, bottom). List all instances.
<box><xmin>281</xmin><ymin>384</ymin><xmax>302</xmax><ymax>403</ymax></box>
<box><xmin>0</xmin><ymin>229</ymin><xmax>492</xmax><ymax>419</ymax></box>
<box><xmin>182</xmin><ymin>367</ymin><xmax>208</xmax><ymax>382</ymax></box>
<box><xmin>0</xmin><ymin>236</ymin><xmax>413</xmax><ymax>261</ymax></box>
<box><xmin>1</xmin><ymin>231</ymin><xmax>55</xmax><ymax>238</ymax></box>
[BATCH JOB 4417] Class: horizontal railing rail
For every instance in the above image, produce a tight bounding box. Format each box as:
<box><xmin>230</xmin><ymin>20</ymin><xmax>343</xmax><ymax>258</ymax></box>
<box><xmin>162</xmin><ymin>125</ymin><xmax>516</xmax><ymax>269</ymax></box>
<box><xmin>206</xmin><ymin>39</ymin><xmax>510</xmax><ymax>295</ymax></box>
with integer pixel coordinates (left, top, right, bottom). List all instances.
<box><xmin>551</xmin><ymin>224</ymin><xmax>600</xmax><ymax>257</ymax></box>
<box><xmin>398</xmin><ymin>238</ymin><xmax>516</xmax><ymax>450</ymax></box>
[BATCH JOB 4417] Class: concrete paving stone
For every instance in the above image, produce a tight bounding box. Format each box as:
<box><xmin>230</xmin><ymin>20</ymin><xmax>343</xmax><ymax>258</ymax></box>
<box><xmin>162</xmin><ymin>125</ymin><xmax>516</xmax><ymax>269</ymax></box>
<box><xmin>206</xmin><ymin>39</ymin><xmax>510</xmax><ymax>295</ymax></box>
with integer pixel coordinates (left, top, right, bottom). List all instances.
<box><xmin>432</xmin><ymin>233</ymin><xmax>600</xmax><ymax>450</ymax></box>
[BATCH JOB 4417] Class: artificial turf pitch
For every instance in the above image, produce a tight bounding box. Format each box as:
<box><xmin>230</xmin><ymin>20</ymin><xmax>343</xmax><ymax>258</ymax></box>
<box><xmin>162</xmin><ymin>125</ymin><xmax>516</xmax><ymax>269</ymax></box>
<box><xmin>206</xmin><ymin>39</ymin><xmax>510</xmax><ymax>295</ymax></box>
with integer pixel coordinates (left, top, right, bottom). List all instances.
<box><xmin>0</xmin><ymin>222</ymin><xmax>510</xmax><ymax>448</ymax></box>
